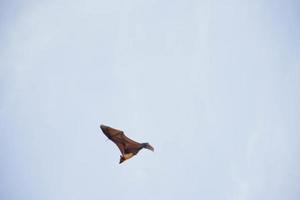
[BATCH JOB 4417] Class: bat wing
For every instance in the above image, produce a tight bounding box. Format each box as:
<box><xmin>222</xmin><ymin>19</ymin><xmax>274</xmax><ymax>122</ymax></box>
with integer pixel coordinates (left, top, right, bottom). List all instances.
<box><xmin>120</xmin><ymin>133</ymin><xmax>141</xmax><ymax>146</ymax></box>
<box><xmin>114</xmin><ymin>132</ymin><xmax>144</xmax><ymax>155</ymax></box>
<box><xmin>100</xmin><ymin>125</ymin><xmax>145</xmax><ymax>155</ymax></box>
<box><xmin>100</xmin><ymin>125</ymin><xmax>127</xmax><ymax>155</ymax></box>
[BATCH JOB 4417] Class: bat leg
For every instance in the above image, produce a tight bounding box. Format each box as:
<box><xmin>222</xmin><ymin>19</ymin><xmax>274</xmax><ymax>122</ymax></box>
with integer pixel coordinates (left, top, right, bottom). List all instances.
<box><xmin>119</xmin><ymin>155</ymin><xmax>125</xmax><ymax>164</ymax></box>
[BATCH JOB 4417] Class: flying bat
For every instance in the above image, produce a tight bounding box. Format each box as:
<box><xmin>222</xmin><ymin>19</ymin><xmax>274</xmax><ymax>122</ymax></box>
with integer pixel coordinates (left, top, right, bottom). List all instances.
<box><xmin>100</xmin><ymin>124</ymin><xmax>154</xmax><ymax>164</ymax></box>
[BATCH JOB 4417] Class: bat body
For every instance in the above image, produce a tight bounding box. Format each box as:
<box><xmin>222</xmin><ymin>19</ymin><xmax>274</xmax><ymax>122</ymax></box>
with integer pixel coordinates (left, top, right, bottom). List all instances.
<box><xmin>100</xmin><ymin>124</ymin><xmax>154</xmax><ymax>164</ymax></box>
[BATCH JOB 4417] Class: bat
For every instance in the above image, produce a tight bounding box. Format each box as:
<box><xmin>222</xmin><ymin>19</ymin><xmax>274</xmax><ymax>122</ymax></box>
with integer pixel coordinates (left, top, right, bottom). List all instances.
<box><xmin>100</xmin><ymin>124</ymin><xmax>154</xmax><ymax>164</ymax></box>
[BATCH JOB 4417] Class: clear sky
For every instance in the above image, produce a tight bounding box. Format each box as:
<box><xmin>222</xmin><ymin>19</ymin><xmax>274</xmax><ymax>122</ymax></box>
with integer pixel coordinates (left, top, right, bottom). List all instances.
<box><xmin>1</xmin><ymin>0</ymin><xmax>299</xmax><ymax>200</ymax></box>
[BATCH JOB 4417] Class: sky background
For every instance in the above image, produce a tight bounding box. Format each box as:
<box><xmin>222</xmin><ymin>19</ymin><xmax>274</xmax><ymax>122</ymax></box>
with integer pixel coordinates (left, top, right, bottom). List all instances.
<box><xmin>1</xmin><ymin>0</ymin><xmax>300</xmax><ymax>200</ymax></box>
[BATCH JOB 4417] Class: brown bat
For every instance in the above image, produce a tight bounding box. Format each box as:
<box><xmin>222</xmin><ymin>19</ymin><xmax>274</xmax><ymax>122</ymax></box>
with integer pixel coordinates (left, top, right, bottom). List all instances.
<box><xmin>100</xmin><ymin>124</ymin><xmax>154</xmax><ymax>164</ymax></box>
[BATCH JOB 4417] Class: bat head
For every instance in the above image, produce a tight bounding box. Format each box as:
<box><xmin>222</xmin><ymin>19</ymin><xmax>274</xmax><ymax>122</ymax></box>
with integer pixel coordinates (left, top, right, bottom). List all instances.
<box><xmin>143</xmin><ymin>143</ymin><xmax>154</xmax><ymax>152</ymax></box>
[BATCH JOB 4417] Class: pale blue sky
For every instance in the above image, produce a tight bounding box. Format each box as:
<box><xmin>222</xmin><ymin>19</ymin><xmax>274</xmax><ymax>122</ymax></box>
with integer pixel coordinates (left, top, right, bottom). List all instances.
<box><xmin>1</xmin><ymin>1</ymin><xmax>299</xmax><ymax>200</ymax></box>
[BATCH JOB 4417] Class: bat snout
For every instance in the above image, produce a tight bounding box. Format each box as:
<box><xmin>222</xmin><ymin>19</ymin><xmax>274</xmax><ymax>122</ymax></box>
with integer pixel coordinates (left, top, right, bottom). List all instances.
<box><xmin>143</xmin><ymin>143</ymin><xmax>154</xmax><ymax>152</ymax></box>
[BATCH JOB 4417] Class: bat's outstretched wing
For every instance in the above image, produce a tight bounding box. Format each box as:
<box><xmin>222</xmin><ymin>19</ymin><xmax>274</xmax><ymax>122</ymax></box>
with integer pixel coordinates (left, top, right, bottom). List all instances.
<box><xmin>100</xmin><ymin>125</ymin><xmax>143</xmax><ymax>155</ymax></box>
<box><xmin>100</xmin><ymin>125</ymin><xmax>126</xmax><ymax>155</ymax></box>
